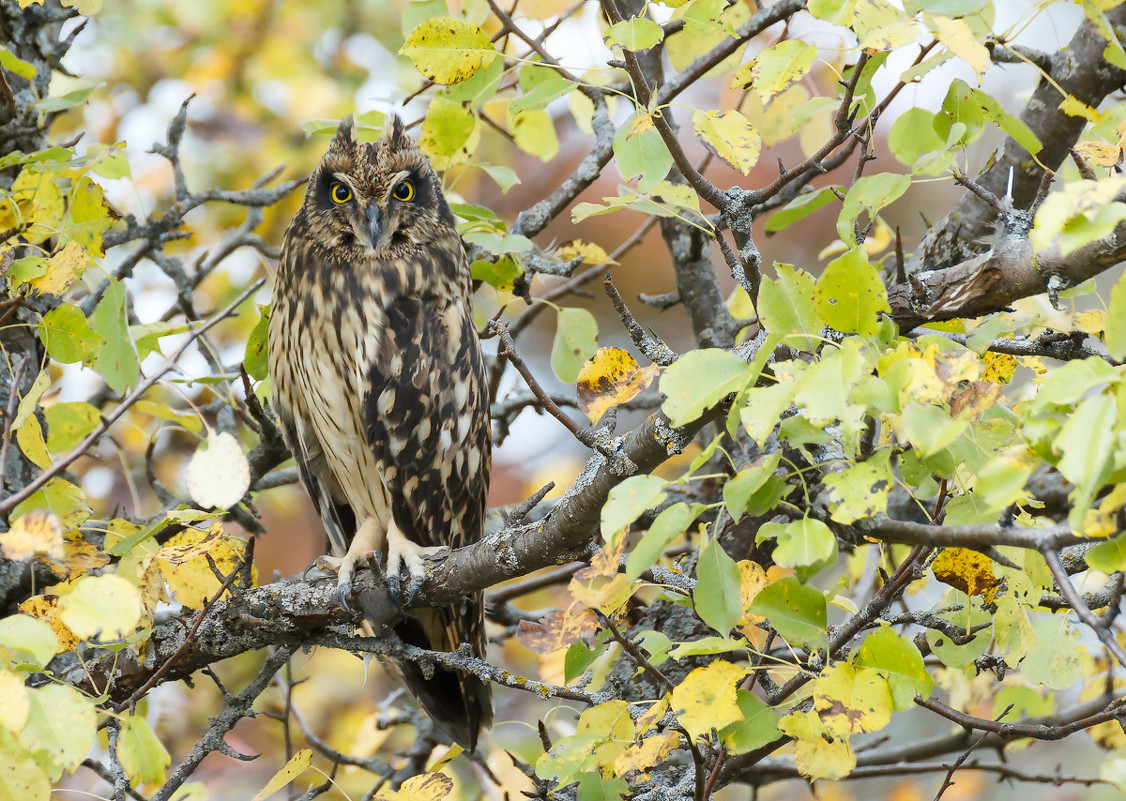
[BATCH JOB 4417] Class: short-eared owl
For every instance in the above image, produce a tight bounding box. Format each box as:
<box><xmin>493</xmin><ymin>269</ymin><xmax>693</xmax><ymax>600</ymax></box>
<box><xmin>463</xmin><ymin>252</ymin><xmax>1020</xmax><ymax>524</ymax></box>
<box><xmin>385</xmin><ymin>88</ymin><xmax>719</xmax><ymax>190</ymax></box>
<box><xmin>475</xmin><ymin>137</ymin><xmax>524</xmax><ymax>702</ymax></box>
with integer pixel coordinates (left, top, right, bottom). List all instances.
<box><xmin>267</xmin><ymin>116</ymin><xmax>491</xmax><ymax>749</ymax></box>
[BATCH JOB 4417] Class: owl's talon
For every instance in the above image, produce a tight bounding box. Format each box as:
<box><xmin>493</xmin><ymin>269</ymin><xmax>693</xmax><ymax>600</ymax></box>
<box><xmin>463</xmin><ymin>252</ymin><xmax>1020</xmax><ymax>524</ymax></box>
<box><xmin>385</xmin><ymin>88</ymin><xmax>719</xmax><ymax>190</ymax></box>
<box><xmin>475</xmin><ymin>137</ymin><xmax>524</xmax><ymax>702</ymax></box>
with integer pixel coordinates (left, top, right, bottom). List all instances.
<box><xmin>338</xmin><ymin>583</ymin><xmax>354</xmax><ymax>613</ymax></box>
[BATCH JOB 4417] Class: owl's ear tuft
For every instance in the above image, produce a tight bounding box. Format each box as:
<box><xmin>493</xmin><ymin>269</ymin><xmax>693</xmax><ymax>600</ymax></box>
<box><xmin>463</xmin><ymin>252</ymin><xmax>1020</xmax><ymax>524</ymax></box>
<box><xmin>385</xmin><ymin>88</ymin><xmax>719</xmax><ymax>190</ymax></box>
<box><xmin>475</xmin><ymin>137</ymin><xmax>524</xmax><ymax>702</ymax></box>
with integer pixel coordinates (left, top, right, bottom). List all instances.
<box><xmin>383</xmin><ymin>114</ymin><xmax>409</xmax><ymax>149</ymax></box>
<box><xmin>330</xmin><ymin>116</ymin><xmax>357</xmax><ymax>150</ymax></box>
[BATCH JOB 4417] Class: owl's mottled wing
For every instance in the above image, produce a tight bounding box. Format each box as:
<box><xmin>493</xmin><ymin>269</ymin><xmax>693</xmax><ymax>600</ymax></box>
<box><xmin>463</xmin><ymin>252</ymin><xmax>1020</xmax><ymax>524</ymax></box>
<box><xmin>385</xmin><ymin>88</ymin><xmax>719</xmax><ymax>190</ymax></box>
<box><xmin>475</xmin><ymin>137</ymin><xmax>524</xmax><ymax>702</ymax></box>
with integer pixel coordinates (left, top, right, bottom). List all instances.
<box><xmin>362</xmin><ymin>295</ymin><xmax>489</xmax><ymax>557</ymax></box>
<box><xmin>360</xmin><ymin>291</ymin><xmax>492</xmax><ymax>747</ymax></box>
<box><xmin>269</xmin><ymin>232</ymin><xmax>356</xmax><ymax>556</ymax></box>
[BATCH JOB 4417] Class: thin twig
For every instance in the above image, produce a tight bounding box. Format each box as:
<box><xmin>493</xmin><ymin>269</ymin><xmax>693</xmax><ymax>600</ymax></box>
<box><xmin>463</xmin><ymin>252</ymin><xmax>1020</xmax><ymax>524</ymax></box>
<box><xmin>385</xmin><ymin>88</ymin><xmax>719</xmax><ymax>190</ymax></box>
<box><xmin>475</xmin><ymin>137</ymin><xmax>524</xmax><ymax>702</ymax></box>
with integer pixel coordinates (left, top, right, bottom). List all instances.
<box><xmin>490</xmin><ymin>320</ymin><xmax>602</xmax><ymax>451</ymax></box>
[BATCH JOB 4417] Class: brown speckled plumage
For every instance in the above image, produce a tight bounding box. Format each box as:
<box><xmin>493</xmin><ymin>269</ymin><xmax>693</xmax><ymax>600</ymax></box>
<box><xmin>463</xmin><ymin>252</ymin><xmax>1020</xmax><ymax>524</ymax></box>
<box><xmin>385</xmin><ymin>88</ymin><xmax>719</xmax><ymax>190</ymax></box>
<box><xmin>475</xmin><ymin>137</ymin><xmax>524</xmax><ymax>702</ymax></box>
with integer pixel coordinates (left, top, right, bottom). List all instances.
<box><xmin>268</xmin><ymin>116</ymin><xmax>491</xmax><ymax>750</ymax></box>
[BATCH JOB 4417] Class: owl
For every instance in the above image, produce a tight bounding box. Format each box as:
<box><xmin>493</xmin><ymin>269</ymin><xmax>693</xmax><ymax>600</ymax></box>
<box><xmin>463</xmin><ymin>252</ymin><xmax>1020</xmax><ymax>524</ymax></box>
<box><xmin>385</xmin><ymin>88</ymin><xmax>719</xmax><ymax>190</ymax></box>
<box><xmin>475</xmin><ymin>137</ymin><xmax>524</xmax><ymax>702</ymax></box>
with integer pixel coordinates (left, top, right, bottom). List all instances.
<box><xmin>267</xmin><ymin>116</ymin><xmax>492</xmax><ymax>750</ymax></box>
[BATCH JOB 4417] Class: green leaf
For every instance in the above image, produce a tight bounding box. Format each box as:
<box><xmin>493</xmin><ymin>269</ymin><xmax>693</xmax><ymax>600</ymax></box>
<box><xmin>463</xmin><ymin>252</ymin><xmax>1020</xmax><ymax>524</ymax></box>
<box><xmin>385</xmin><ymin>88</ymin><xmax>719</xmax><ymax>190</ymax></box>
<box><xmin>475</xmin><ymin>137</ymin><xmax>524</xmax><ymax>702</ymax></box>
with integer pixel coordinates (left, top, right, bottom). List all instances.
<box><xmin>887</xmin><ymin>108</ymin><xmax>955</xmax><ymax>175</ymax></box>
<box><xmin>399</xmin><ymin>18</ymin><xmax>499</xmax><ymax>85</ymax></box>
<box><xmin>419</xmin><ymin>95</ymin><xmax>476</xmax><ymax>158</ymax></box>
<box><xmin>660</xmin><ymin>348</ymin><xmax>752</xmax><ymax>427</ymax></box>
<box><xmin>1031</xmin><ymin>176</ymin><xmax>1126</xmax><ymax>256</ymax></box>
<box><xmin>814</xmin><ymin>248</ymin><xmax>890</xmax><ymax>336</ymax></box>
<box><xmin>37</xmin><ymin>304</ymin><xmax>105</xmax><ymax>365</ymax></box>
<box><xmin>719</xmin><ymin>690</ymin><xmax>782</xmax><ymax>754</ymax></box>
<box><xmin>0</xmin><ymin>47</ymin><xmax>35</xmax><ymax>80</ymax></box>
<box><xmin>748</xmin><ymin>576</ymin><xmax>827</xmax><ymax>649</ymax></box>
<box><xmin>855</xmin><ymin>625</ymin><xmax>933</xmax><ymax>710</ymax></box>
<box><xmin>0</xmin><ymin>615</ymin><xmax>60</xmax><ymax>669</ymax></box>
<box><xmin>1107</xmin><ymin>270</ymin><xmax>1126</xmax><ymax>361</ymax></box>
<box><xmin>836</xmin><ymin>172</ymin><xmax>911</xmax><ymax>242</ymax></box>
<box><xmin>43</xmin><ymin>402</ymin><xmax>100</xmax><ymax>452</ymax></box>
<box><xmin>1054</xmin><ymin>393</ymin><xmax>1115</xmax><ymax>503</ymax></box>
<box><xmin>244</xmin><ymin>305</ymin><xmax>270</xmax><ymax>381</ymax></box>
<box><xmin>691</xmin><ymin>109</ymin><xmax>761</xmax><ymax>176</ymax></box>
<box><xmin>89</xmin><ymin>278</ymin><xmax>139</xmax><ymax>394</ymax></box>
<box><xmin>18</xmin><ymin>684</ymin><xmax>96</xmax><ymax>780</ymax></box>
<box><xmin>471</xmin><ymin>256</ymin><xmax>523</xmax><ymax>291</ymax></box>
<box><xmin>578</xmin><ymin>774</ymin><xmax>628</xmax><ymax>801</ymax></box>
<box><xmin>739</xmin><ymin>381</ymin><xmax>796</xmax><ymax>445</ymax></box>
<box><xmin>934</xmin><ymin>80</ymin><xmax>1041</xmax><ymax>155</ymax></box>
<box><xmin>132</xmin><ymin>321</ymin><xmax>189</xmax><ymax>360</ymax></box>
<box><xmin>764</xmin><ymin>187</ymin><xmax>837</xmax><ymax>233</ymax></box>
<box><xmin>822</xmin><ymin>452</ymin><xmax>893</xmax><ymax>524</ymax></box>
<box><xmin>600</xmin><ymin>475</ymin><xmax>668</xmax><ymax>540</ymax></box>
<box><xmin>757</xmin><ymin>518</ymin><xmax>836</xmax><ymax>568</ymax></box>
<box><xmin>1087</xmin><ymin>533</ymin><xmax>1126</xmax><ymax>573</ymax></box>
<box><xmin>1020</xmin><ymin>616</ymin><xmax>1083</xmax><ymax>690</ymax></box>
<box><xmin>1029</xmin><ymin>356</ymin><xmax>1119</xmax><ymax>410</ymax></box>
<box><xmin>613</xmin><ymin>114</ymin><xmax>673</xmax><ymax>192</ymax></box>
<box><xmin>723</xmin><ymin>452</ymin><xmax>781</xmax><ymax>521</ymax></box>
<box><xmin>603</xmin><ymin>17</ymin><xmax>663</xmax><ymax>51</ymax></box>
<box><xmin>626</xmin><ymin>502</ymin><xmax>698</xmax><ymax>581</ymax></box>
<box><xmin>564</xmin><ymin>639</ymin><xmax>603</xmax><ymax>683</ymax></box>
<box><xmin>694</xmin><ymin>532</ymin><xmax>743</xmax><ymax>634</ymax></box>
<box><xmin>118</xmin><ymin>711</ymin><xmax>172</xmax><ymax>785</ymax></box>
<box><xmin>510</xmin><ymin>108</ymin><xmax>559</xmax><ymax>162</ymax></box>
<box><xmin>552</xmin><ymin>307</ymin><xmax>599</xmax><ymax>383</ymax></box>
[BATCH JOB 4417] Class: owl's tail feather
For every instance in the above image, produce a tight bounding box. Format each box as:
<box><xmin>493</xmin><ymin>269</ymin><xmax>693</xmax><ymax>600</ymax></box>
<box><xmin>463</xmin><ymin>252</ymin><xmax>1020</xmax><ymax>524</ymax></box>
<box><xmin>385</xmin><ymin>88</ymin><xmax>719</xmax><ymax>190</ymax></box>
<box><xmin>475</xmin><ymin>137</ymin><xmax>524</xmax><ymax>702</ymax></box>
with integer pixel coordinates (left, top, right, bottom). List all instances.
<box><xmin>392</xmin><ymin>606</ymin><xmax>493</xmax><ymax>752</ymax></box>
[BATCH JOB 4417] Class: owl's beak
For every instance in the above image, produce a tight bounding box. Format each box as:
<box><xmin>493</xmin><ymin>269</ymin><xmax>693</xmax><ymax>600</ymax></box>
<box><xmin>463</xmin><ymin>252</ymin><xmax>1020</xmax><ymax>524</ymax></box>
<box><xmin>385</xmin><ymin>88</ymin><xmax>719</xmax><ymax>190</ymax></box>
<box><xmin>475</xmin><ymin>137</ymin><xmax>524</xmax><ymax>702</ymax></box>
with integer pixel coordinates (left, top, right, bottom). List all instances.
<box><xmin>364</xmin><ymin>203</ymin><xmax>382</xmax><ymax>250</ymax></box>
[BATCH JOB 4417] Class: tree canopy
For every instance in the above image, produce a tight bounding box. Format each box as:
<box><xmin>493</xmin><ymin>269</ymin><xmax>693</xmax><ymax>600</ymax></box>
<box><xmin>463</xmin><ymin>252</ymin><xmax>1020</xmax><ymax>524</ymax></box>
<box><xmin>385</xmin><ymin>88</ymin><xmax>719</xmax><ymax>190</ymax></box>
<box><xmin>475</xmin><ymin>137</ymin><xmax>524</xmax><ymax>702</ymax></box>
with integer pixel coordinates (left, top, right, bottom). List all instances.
<box><xmin>4</xmin><ymin>0</ymin><xmax>1126</xmax><ymax>799</ymax></box>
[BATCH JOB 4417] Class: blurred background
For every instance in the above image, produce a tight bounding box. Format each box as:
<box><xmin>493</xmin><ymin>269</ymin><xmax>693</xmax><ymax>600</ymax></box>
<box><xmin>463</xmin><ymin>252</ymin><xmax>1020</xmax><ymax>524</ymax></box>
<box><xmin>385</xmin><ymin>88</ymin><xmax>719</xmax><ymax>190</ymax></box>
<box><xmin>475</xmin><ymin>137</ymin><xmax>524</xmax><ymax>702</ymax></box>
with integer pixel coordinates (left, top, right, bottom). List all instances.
<box><xmin>35</xmin><ymin>0</ymin><xmax>1120</xmax><ymax>797</ymax></box>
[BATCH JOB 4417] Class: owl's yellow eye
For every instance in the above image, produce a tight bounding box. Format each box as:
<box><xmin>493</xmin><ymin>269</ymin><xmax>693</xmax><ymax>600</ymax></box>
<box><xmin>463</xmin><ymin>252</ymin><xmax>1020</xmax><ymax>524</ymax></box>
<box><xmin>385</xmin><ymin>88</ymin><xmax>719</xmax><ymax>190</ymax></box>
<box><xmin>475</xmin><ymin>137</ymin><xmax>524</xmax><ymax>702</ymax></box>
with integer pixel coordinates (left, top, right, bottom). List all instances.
<box><xmin>330</xmin><ymin>182</ymin><xmax>352</xmax><ymax>204</ymax></box>
<box><xmin>392</xmin><ymin>180</ymin><xmax>414</xmax><ymax>202</ymax></box>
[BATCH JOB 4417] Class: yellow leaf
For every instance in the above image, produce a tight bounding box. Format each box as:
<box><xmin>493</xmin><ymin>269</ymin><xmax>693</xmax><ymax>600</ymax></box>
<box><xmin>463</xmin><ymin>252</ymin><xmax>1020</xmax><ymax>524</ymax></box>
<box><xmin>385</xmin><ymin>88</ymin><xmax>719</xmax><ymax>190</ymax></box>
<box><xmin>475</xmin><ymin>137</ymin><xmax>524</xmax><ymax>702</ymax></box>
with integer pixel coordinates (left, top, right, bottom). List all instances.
<box><xmin>931</xmin><ymin>16</ymin><xmax>989</xmax><ymax>82</ymax></box>
<box><xmin>251</xmin><ymin>748</ymin><xmax>312</xmax><ymax>801</ymax></box>
<box><xmin>777</xmin><ymin>709</ymin><xmax>856</xmax><ymax>780</ymax></box>
<box><xmin>931</xmin><ymin>547</ymin><xmax>1001</xmax><ymax>604</ymax></box>
<box><xmin>19</xmin><ymin>595</ymin><xmax>79</xmax><ymax>653</ymax></box>
<box><xmin>635</xmin><ymin>695</ymin><xmax>669</xmax><ymax>734</ymax></box>
<box><xmin>28</xmin><ymin>240</ymin><xmax>88</xmax><ymax>296</ymax></box>
<box><xmin>1075</xmin><ymin>308</ymin><xmax>1107</xmax><ymax>335</ymax></box>
<box><xmin>510</xmin><ymin>109</ymin><xmax>559</xmax><ymax>162</ymax></box>
<box><xmin>0</xmin><ymin>510</ymin><xmax>63</xmax><ymax>561</ymax></box>
<box><xmin>614</xmin><ymin>731</ymin><xmax>679</xmax><ymax>782</ymax></box>
<box><xmin>516</xmin><ymin>605</ymin><xmax>599</xmax><ymax>654</ymax></box>
<box><xmin>982</xmin><ymin>351</ymin><xmax>1016</xmax><ymax>384</ymax></box>
<box><xmin>44</xmin><ymin>531</ymin><xmax>110</xmax><ymax>580</ymax></box>
<box><xmin>156</xmin><ymin>520</ymin><xmax>225</xmax><ymax>566</ymax></box>
<box><xmin>691</xmin><ymin>110</ymin><xmax>761</xmax><ymax>176</ymax></box>
<box><xmin>812</xmin><ymin>662</ymin><xmax>893</xmax><ymax>736</ymax></box>
<box><xmin>0</xmin><ymin>666</ymin><xmax>30</xmax><ymax>732</ymax></box>
<box><xmin>157</xmin><ymin>526</ymin><xmax>247</xmax><ymax>609</ymax></box>
<box><xmin>733</xmin><ymin>39</ymin><xmax>818</xmax><ymax>105</ymax></box>
<box><xmin>575</xmin><ymin>700</ymin><xmax>634</xmax><ymax>770</ymax></box>
<box><xmin>57</xmin><ymin>573</ymin><xmax>143</xmax><ymax>641</ymax></box>
<box><xmin>737</xmin><ymin>560</ymin><xmax>768</xmax><ymax>627</ymax></box>
<box><xmin>670</xmin><ymin>660</ymin><xmax>748</xmax><ymax>739</ymax></box>
<box><xmin>568</xmin><ymin>573</ymin><xmax>633</xmax><ymax>615</ymax></box>
<box><xmin>16</xmin><ymin>413</ymin><xmax>52</xmax><ymax>470</ymax></box>
<box><xmin>1074</xmin><ymin>139</ymin><xmax>1123</xmax><ymax>167</ymax></box>
<box><xmin>399</xmin><ymin>18</ymin><xmax>499</xmax><ymax>85</ymax></box>
<box><xmin>577</xmin><ymin>347</ymin><xmax>659</xmax><ymax>424</ymax></box>
<box><xmin>377</xmin><ymin>772</ymin><xmax>453</xmax><ymax>801</ymax></box>
<box><xmin>555</xmin><ymin>239</ymin><xmax>617</xmax><ymax>266</ymax></box>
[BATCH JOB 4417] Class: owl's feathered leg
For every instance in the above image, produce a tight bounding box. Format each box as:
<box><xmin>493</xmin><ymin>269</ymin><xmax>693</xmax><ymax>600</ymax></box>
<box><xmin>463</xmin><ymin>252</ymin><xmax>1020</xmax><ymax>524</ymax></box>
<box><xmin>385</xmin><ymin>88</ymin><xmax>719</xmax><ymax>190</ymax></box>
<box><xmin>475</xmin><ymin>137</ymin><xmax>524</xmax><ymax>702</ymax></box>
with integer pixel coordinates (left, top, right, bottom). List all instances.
<box><xmin>385</xmin><ymin>517</ymin><xmax>447</xmax><ymax>604</ymax></box>
<box><xmin>312</xmin><ymin>516</ymin><xmax>385</xmax><ymax>610</ymax></box>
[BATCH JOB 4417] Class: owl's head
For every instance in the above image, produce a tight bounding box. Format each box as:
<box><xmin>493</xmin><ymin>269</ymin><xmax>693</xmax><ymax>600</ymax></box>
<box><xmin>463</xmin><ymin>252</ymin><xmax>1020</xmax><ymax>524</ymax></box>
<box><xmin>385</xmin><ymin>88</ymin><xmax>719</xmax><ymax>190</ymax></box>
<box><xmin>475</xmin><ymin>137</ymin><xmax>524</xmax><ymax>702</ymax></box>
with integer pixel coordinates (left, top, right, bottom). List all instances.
<box><xmin>303</xmin><ymin>116</ymin><xmax>455</xmax><ymax>256</ymax></box>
